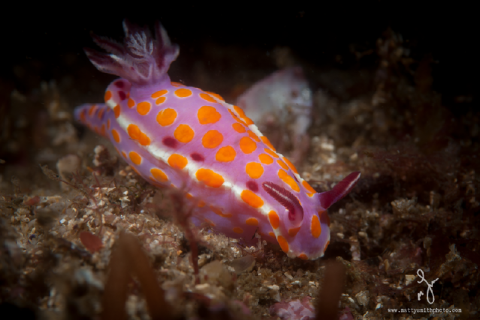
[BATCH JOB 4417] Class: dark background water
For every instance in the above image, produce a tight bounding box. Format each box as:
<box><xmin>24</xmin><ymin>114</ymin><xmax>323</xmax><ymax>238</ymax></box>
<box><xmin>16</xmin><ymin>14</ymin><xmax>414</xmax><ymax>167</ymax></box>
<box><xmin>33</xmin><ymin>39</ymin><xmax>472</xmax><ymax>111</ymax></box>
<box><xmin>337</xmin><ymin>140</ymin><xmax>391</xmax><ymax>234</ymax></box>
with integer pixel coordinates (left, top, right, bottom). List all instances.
<box><xmin>1</xmin><ymin>2</ymin><xmax>476</xmax><ymax>108</ymax></box>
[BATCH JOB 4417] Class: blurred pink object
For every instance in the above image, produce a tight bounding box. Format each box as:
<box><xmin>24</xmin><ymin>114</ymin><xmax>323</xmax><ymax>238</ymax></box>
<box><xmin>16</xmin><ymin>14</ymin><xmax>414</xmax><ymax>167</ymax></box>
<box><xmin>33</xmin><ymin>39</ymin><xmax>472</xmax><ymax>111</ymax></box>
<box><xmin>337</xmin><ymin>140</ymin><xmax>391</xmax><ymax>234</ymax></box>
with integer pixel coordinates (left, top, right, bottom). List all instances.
<box><xmin>269</xmin><ymin>296</ymin><xmax>315</xmax><ymax>320</ymax></box>
<box><xmin>339</xmin><ymin>307</ymin><xmax>354</xmax><ymax>320</ymax></box>
<box><xmin>237</xmin><ymin>66</ymin><xmax>312</xmax><ymax>165</ymax></box>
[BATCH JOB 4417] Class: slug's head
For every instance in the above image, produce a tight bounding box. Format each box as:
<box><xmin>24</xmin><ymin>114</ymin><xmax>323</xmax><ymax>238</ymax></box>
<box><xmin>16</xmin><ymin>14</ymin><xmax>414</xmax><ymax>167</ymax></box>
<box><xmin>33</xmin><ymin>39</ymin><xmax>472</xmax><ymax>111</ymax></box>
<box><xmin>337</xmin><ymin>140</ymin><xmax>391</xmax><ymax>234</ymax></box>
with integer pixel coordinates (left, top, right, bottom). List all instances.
<box><xmin>262</xmin><ymin>172</ymin><xmax>361</xmax><ymax>260</ymax></box>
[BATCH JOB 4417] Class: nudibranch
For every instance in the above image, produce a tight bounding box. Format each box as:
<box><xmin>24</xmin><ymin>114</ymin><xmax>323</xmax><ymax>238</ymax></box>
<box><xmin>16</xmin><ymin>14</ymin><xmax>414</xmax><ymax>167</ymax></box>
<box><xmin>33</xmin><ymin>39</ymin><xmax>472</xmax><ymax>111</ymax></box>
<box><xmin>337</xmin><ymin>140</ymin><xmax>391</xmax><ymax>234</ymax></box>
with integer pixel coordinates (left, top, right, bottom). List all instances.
<box><xmin>74</xmin><ymin>20</ymin><xmax>360</xmax><ymax>260</ymax></box>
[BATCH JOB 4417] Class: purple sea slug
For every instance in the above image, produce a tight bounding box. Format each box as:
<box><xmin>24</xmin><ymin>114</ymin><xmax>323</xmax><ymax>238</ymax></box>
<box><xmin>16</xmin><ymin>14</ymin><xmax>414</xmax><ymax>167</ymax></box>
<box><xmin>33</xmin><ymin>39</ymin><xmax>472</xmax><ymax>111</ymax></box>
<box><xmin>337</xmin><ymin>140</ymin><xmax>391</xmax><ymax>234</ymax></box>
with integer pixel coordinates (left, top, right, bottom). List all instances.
<box><xmin>74</xmin><ymin>20</ymin><xmax>360</xmax><ymax>260</ymax></box>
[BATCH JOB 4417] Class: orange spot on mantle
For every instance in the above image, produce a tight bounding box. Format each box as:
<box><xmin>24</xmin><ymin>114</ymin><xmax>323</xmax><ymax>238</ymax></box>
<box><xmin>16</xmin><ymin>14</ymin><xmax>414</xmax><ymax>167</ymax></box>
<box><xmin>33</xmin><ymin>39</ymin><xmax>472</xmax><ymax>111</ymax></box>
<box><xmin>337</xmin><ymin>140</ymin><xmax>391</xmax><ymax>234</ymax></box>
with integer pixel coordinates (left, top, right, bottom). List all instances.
<box><xmin>278</xmin><ymin>169</ymin><xmax>300</xmax><ymax>192</ymax></box>
<box><xmin>283</xmin><ymin>157</ymin><xmax>298</xmax><ymax>174</ymax></box>
<box><xmin>199</xmin><ymin>92</ymin><xmax>217</xmax><ymax>103</ymax></box>
<box><xmin>268</xmin><ymin>211</ymin><xmax>280</xmax><ymax>229</ymax></box>
<box><xmin>233</xmin><ymin>227</ymin><xmax>243</xmax><ymax>234</ymax></box>
<box><xmin>174</xmin><ymin>124</ymin><xmax>195</xmax><ymax>143</ymax></box>
<box><xmin>241</xmin><ymin>190</ymin><xmax>264</xmax><ymax>208</ymax></box>
<box><xmin>264</xmin><ymin>148</ymin><xmax>279</xmax><ymax>158</ymax></box>
<box><xmin>288</xmin><ymin>227</ymin><xmax>301</xmax><ymax>237</ymax></box>
<box><xmin>196</xmin><ymin>168</ymin><xmax>225</xmax><ymax>188</ymax></box>
<box><xmin>198</xmin><ymin>106</ymin><xmax>221</xmax><ymax>125</ymax></box>
<box><xmin>137</xmin><ymin>101</ymin><xmax>151</xmax><ymax>116</ymax></box>
<box><xmin>232</xmin><ymin>123</ymin><xmax>246</xmax><ymax>133</ymax></box>
<box><xmin>246</xmin><ymin>217</ymin><xmax>259</xmax><ymax>226</ymax></box>
<box><xmin>157</xmin><ymin>108</ymin><xmax>177</xmax><ymax>126</ymax></box>
<box><xmin>150</xmin><ymin>168</ymin><xmax>168</xmax><ymax>182</ymax></box>
<box><xmin>215</xmin><ymin>146</ymin><xmax>236</xmax><ymax>162</ymax></box>
<box><xmin>156</xmin><ymin>96</ymin><xmax>167</xmax><ymax>105</ymax></box>
<box><xmin>129</xmin><ymin>151</ymin><xmax>142</xmax><ymax>166</ymax></box>
<box><xmin>298</xmin><ymin>253</ymin><xmax>308</xmax><ymax>260</ymax></box>
<box><xmin>277</xmin><ymin>235</ymin><xmax>289</xmax><ymax>253</ymax></box>
<box><xmin>174</xmin><ymin>88</ymin><xmax>192</xmax><ymax>98</ymax></box>
<box><xmin>111</xmin><ymin>129</ymin><xmax>120</xmax><ymax>143</ymax></box>
<box><xmin>206</xmin><ymin>91</ymin><xmax>224</xmax><ymax>101</ymax></box>
<box><xmin>239</xmin><ymin>136</ymin><xmax>256</xmax><ymax>154</ymax></box>
<box><xmin>202</xmin><ymin>130</ymin><xmax>223</xmax><ymax>149</ymax></box>
<box><xmin>151</xmin><ymin>89</ymin><xmax>168</xmax><ymax>99</ymax></box>
<box><xmin>104</xmin><ymin>90</ymin><xmax>112</xmax><ymax>102</ymax></box>
<box><xmin>311</xmin><ymin>215</ymin><xmax>321</xmax><ymax>238</ymax></box>
<box><xmin>258</xmin><ymin>153</ymin><xmax>273</xmax><ymax>165</ymax></box>
<box><xmin>113</xmin><ymin>105</ymin><xmax>121</xmax><ymax>118</ymax></box>
<box><xmin>168</xmin><ymin>154</ymin><xmax>188</xmax><ymax>170</ymax></box>
<box><xmin>245</xmin><ymin>162</ymin><xmax>264</xmax><ymax>179</ymax></box>
<box><xmin>211</xmin><ymin>206</ymin><xmax>232</xmax><ymax>217</ymax></box>
<box><xmin>247</xmin><ymin>130</ymin><xmax>260</xmax><ymax>142</ymax></box>
<box><xmin>261</xmin><ymin>136</ymin><xmax>276</xmax><ymax>151</ymax></box>
<box><xmin>277</xmin><ymin>160</ymin><xmax>289</xmax><ymax>170</ymax></box>
<box><xmin>302</xmin><ymin>180</ymin><xmax>316</xmax><ymax>193</ymax></box>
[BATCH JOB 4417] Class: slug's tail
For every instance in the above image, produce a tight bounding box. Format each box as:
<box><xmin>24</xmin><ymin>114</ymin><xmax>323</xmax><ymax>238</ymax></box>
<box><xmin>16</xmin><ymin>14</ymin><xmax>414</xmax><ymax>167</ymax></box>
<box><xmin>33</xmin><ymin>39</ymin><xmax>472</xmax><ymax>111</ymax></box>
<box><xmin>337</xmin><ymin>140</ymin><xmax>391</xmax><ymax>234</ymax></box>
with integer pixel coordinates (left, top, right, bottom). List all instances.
<box><xmin>84</xmin><ymin>20</ymin><xmax>179</xmax><ymax>85</ymax></box>
<box><xmin>316</xmin><ymin>171</ymin><xmax>361</xmax><ymax>209</ymax></box>
<box><xmin>74</xmin><ymin>103</ymin><xmax>112</xmax><ymax>138</ymax></box>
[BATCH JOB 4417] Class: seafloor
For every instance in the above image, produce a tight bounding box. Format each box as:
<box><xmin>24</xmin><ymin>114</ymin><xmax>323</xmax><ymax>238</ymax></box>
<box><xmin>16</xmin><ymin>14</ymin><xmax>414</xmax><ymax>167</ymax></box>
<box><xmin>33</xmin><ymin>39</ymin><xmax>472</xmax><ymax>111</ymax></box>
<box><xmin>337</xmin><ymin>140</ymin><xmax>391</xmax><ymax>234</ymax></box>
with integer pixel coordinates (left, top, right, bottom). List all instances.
<box><xmin>1</xmin><ymin>6</ymin><xmax>478</xmax><ymax>320</ymax></box>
